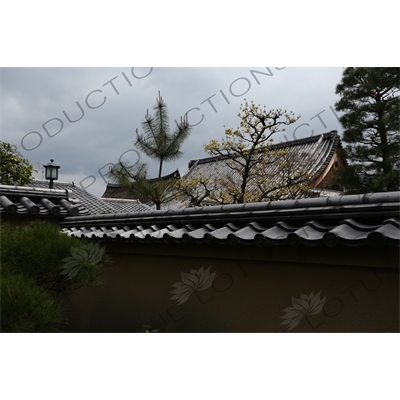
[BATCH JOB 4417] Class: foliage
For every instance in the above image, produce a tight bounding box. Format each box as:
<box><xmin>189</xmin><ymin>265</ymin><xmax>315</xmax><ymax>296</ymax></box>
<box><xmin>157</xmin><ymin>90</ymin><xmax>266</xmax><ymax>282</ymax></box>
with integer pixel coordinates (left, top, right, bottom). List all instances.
<box><xmin>176</xmin><ymin>101</ymin><xmax>311</xmax><ymax>206</ymax></box>
<box><xmin>135</xmin><ymin>92</ymin><xmax>191</xmax><ymax>178</ymax></box>
<box><xmin>175</xmin><ymin>172</ymin><xmax>217</xmax><ymax>206</ymax></box>
<box><xmin>108</xmin><ymin>161</ymin><xmax>178</xmax><ymax>210</ymax></box>
<box><xmin>1</xmin><ymin>221</ymin><xmax>110</xmax><ymax>295</ymax></box>
<box><xmin>108</xmin><ymin>92</ymin><xmax>191</xmax><ymax>209</ymax></box>
<box><xmin>335</xmin><ymin>67</ymin><xmax>400</xmax><ymax>192</ymax></box>
<box><xmin>0</xmin><ymin>140</ymin><xmax>36</xmax><ymax>186</ymax></box>
<box><xmin>1</xmin><ymin>220</ymin><xmax>76</xmax><ymax>292</ymax></box>
<box><xmin>1</xmin><ymin>221</ymin><xmax>110</xmax><ymax>332</ymax></box>
<box><xmin>141</xmin><ymin>324</ymin><xmax>160</xmax><ymax>333</ymax></box>
<box><xmin>1</xmin><ymin>274</ymin><xmax>66</xmax><ymax>333</ymax></box>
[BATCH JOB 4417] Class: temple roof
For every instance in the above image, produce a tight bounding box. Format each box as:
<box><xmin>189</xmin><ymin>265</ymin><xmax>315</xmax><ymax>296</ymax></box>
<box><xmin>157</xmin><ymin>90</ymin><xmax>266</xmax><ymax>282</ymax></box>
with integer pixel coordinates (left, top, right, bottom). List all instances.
<box><xmin>186</xmin><ymin>130</ymin><xmax>341</xmax><ymax>189</ymax></box>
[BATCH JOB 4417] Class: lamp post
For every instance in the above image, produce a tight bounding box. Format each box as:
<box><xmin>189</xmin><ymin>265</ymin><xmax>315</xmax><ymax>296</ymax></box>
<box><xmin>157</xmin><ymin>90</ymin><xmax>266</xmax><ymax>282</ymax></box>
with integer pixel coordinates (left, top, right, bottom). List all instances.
<box><xmin>44</xmin><ymin>159</ymin><xmax>60</xmax><ymax>189</ymax></box>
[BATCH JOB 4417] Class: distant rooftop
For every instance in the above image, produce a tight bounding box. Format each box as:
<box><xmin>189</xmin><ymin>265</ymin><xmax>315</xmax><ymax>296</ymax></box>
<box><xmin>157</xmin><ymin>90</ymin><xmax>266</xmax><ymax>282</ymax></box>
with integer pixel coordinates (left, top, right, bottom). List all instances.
<box><xmin>102</xmin><ymin>169</ymin><xmax>181</xmax><ymax>206</ymax></box>
<box><xmin>186</xmin><ymin>131</ymin><xmax>341</xmax><ymax>187</ymax></box>
<box><xmin>3</xmin><ymin>180</ymin><xmax>152</xmax><ymax>215</ymax></box>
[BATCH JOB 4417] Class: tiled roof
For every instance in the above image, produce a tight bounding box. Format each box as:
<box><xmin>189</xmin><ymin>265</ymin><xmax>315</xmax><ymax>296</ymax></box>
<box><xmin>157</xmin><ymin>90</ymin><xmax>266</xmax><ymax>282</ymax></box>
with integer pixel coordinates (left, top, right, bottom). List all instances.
<box><xmin>0</xmin><ymin>185</ymin><xmax>88</xmax><ymax>217</ymax></box>
<box><xmin>186</xmin><ymin>130</ymin><xmax>341</xmax><ymax>191</ymax></box>
<box><xmin>30</xmin><ymin>180</ymin><xmax>151</xmax><ymax>214</ymax></box>
<box><xmin>60</xmin><ymin>192</ymin><xmax>400</xmax><ymax>248</ymax></box>
<box><xmin>101</xmin><ymin>198</ymin><xmax>153</xmax><ymax>214</ymax></box>
<box><xmin>0</xmin><ymin>180</ymin><xmax>152</xmax><ymax>218</ymax></box>
<box><xmin>159</xmin><ymin>131</ymin><xmax>342</xmax><ymax>210</ymax></box>
<box><xmin>101</xmin><ymin>183</ymin><xmax>137</xmax><ymax>200</ymax></box>
<box><xmin>29</xmin><ymin>180</ymin><xmax>117</xmax><ymax>214</ymax></box>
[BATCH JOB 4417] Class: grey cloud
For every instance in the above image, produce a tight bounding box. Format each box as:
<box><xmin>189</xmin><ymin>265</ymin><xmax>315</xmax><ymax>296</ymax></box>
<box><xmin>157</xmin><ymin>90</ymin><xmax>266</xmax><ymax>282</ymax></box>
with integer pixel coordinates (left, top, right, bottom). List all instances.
<box><xmin>2</xmin><ymin>67</ymin><xmax>344</xmax><ymax>197</ymax></box>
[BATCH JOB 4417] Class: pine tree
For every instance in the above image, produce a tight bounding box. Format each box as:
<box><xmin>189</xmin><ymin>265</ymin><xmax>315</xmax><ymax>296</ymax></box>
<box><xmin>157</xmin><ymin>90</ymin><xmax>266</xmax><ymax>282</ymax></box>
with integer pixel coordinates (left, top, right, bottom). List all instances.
<box><xmin>108</xmin><ymin>93</ymin><xmax>191</xmax><ymax>210</ymax></box>
<box><xmin>135</xmin><ymin>92</ymin><xmax>190</xmax><ymax>180</ymax></box>
<box><xmin>335</xmin><ymin>67</ymin><xmax>400</xmax><ymax>192</ymax></box>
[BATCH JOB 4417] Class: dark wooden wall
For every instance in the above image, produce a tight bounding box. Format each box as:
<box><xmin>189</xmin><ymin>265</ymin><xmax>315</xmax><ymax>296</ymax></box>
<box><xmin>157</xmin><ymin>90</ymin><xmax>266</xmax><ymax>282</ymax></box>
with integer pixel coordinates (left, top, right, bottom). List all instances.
<box><xmin>65</xmin><ymin>243</ymin><xmax>399</xmax><ymax>333</ymax></box>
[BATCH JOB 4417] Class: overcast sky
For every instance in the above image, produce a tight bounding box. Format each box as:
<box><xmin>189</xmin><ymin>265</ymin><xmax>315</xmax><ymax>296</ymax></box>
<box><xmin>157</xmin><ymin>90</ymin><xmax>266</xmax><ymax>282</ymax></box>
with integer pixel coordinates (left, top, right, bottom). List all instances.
<box><xmin>2</xmin><ymin>67</ymin><xmax>345</xmax><ymax>197</ymax></box>
<box><xmin>2</xmin><ymin>2</ymin><xmax>398</xmax><ymax>392</ymax></box>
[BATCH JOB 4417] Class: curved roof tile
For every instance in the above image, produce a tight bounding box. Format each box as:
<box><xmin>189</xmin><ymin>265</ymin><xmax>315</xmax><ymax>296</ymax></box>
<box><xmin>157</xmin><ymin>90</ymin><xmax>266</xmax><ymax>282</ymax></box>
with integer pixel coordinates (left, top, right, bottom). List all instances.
<box><xmin>60</xmin><ymin>191</ymin><xmax>400</xmax><ymax>248</ymax></box>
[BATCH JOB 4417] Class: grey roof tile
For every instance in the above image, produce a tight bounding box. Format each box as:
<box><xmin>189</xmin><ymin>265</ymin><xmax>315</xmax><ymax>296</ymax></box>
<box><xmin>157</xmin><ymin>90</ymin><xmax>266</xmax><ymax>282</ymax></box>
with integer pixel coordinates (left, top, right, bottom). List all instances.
<box><xmin>0</xmin><ymin>180</ymin><xmax>152</xmax><ymax>218</ymax></box>
<box><xmin>367</xmin><ymin>219</ymin><xmax>400</xmax><ymax>248</ymax></box>
<box><xmin>101</xmin><ymin>198</ymin><xmax>153</xmax><ymax>213</ymax></box>
<box><xmin>30</xmin><ymin>180</ymin><xmax>151</xmax><ymax>214</ymax></box>
<box><xmin>204</xmin><ymin>223</ymin><xmax>242</xmax><ymax>244</ymax></box>
<box><xmin>254</xmin><ymin>222</ymin><xmax>300</xmax><ymax>246</ymax></box>
<box><xmin>227</xmin><ymin>222</ymin><xmax>269</xmax><ymax>245</ymax></box>
<box><xmin>0</xmin><ymin>185</ymin><xmax>88</xmax><ymax>217</ymax></box>
<box><xmin>59</xmin><ymin>191</ymin><xmax>400</xmax><ymax>248</ymax></box>
<box><xmin>323</xmin><ymin>220</ymin><xmax>371</xmax><ymax>245</ymax></box>
<box><xmin>182</xmin><ymin>224</ymin><xmax>219</xmax><ymax>243</ymax></box>
<box><xmin>164</xmin><ymin>225</ymin><xmax>196</xmax><ymax>243</ymax></box>
<box><xmin>146</xmin><ymin>225</ymin><xmax>178</xmax><ymax>243</ymax></box>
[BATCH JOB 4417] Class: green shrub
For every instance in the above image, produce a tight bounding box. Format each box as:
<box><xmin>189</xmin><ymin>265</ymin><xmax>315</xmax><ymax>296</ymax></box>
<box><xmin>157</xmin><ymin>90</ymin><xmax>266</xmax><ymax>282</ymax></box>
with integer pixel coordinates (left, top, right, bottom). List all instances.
<box><xmin>1</xmin><ymin>220</ymin><xmax>111</xmax><ymax>332</ymax></box>
<box><xmin>1</xmin><ymin>273</ymin><xmax>66</xmax><ymax>332</ymax></box>
<box><xmin>1</xmin><ymin>221</ymin><xmax>76</xmax><ymax>291</ymax></box>
<box><xmin>1</xmin><ymin>220</ymin><xmax>110</xmax><ymax>295</ymax></box>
